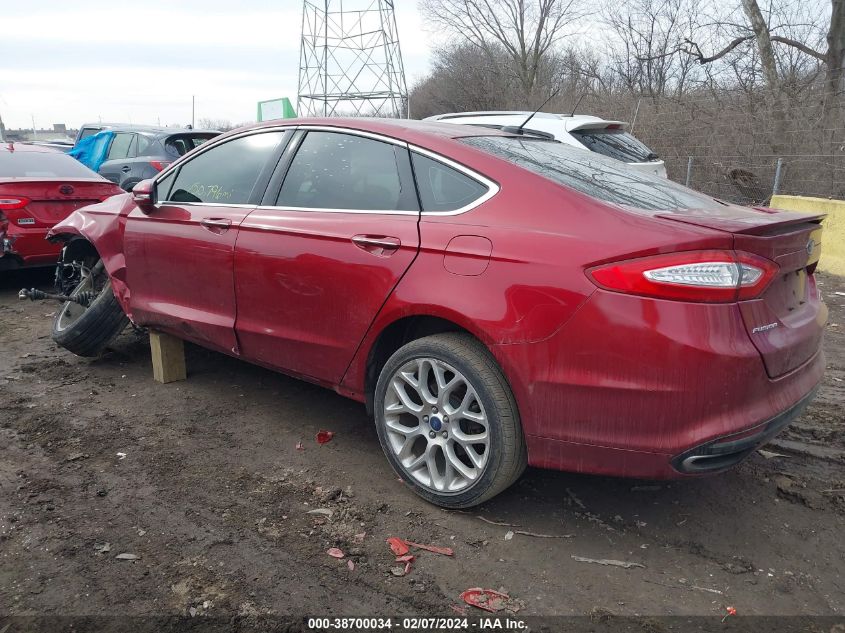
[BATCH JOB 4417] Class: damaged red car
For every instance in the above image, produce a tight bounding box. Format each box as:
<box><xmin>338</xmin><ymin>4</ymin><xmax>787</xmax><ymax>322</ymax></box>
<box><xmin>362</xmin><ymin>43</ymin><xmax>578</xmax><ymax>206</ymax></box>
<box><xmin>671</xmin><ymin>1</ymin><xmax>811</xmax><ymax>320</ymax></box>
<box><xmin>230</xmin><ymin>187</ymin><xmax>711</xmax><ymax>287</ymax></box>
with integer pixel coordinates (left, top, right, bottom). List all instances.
<box><xmin>39</xmin><ymin>119</ymin><xmax>826</xmax><ymax>507</ymax></box>
<box><xmin>1</xmin><ymin>143</ymin><xmax>122</xmax><ymax>271</ymax></box>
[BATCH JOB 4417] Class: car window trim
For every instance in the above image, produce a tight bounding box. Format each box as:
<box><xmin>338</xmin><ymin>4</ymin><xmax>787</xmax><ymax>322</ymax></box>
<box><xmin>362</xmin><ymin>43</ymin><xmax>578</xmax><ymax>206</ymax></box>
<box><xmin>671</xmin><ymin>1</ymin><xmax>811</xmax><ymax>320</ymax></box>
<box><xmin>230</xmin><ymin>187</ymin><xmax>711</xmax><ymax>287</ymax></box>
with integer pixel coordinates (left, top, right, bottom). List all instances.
<box><xmin>154</xmin><ymin>124</ymin><xmax>499</xmax><ymax>216</ymax></box>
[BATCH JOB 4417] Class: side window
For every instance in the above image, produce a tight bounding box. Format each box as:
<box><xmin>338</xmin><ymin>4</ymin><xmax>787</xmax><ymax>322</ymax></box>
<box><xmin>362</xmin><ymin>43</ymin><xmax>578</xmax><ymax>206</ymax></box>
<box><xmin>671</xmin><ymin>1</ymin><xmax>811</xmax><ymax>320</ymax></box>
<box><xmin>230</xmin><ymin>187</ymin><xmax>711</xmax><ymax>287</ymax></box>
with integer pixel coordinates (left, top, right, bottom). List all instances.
<box><xmin>411</xmin><ymin>152</ymin><xmax>489</xmax><ymax>212</ymax></box>
<box><xmin>156</xmin><ymin>171</ymin><xmax>176</xmax><ymax>202</ymax></box>
<box><xmin>107</xmin><ymin>133</ymin><xmax>134</xmax><ymax>160</ymax></box>
<box><xmin>136</xmin><ymin>135</ymin><xmax>151</xmax><ymax>156</ymax></box>
<box><xmin>277</xmin><ymin>131</ymin><xmax>408</xmax><ymax>211</ymax></box>
<box><xmin>163</xmin><ymin>132</ymin><xmax>284</xmax><ymax>205</ymax></box>
<box><xmin>127</xmin><ymin>134</ymin><xmax>138</xmax><ymax>158</ymax></box>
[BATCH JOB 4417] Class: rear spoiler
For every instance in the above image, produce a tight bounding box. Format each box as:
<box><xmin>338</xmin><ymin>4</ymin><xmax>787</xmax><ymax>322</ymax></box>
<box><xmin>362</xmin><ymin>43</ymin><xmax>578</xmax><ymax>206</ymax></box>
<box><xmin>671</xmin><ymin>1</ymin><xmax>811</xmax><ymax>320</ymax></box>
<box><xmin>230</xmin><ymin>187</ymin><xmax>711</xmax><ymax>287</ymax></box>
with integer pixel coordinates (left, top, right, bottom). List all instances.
<box><xmin>565</xmin><ymin>120</ymin><xmax>628</xmax><ymax>132</ymax></box>
<box><xmin>656</xmin><ymin>207</ymin><xmax>826</xmax><ymax>236</ymax></box>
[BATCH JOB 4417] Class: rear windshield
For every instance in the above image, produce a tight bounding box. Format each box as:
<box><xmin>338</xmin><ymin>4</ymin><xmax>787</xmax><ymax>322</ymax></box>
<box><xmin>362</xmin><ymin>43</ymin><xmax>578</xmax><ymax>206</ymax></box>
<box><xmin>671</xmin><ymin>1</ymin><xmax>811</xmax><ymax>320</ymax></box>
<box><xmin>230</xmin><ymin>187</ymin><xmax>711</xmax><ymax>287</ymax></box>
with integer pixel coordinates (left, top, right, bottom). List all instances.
<box><xmin>165</xmin><ymin>134</ymin><xmax>218</xmax><ymax>157</ymax></box>
<box><xmin>462</xmin><ymin>136</ymin><xmax>721</xmax><ymax>212</ymax></box>
<box><xmin>0</xmin><ymin>150</ymin><xmax>100</xmax><ymax>178</ymax></box>
<box><xmin>570</xmin><ymin>128</ymin><xmax>657</xmax><ymax>163</ymax></box>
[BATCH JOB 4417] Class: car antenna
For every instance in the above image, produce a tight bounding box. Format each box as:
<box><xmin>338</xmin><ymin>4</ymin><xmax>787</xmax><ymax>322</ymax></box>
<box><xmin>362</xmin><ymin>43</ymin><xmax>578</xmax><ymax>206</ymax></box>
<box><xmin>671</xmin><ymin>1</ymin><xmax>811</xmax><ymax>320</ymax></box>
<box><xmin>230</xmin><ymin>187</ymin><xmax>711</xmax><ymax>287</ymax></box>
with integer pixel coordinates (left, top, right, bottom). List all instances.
<box><xmin>502</xmin><ymin>87</ymin><xmax>561</xmax><ymax>136</ymax></box>
<box><xmin>568</xmin><ymin>93</ymin><xmax>585</xmax><ymax>117</ymax></box>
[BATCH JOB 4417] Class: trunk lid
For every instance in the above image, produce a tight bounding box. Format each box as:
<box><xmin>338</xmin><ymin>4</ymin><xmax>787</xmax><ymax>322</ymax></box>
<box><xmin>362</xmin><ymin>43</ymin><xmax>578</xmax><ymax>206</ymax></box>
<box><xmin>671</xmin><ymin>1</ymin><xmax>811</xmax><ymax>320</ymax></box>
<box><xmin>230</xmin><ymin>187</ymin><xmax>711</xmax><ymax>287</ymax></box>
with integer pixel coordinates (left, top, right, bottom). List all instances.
<box><xmin>657</xmin><ymin>205</ymin><xmax>827</xmax><ymax>378</ymax></box>
<box><xmin>0</xmin><ymin>179</ymin><xmax>120</xmax><ymax>228</ymax></box>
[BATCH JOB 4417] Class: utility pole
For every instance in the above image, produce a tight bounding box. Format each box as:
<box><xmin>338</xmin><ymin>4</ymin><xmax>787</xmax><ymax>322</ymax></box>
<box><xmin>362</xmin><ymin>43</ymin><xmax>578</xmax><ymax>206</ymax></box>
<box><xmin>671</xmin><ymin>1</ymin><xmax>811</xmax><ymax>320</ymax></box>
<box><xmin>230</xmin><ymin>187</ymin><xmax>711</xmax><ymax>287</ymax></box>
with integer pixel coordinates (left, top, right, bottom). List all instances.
<box><xmin>191</xmin><ymin>96</ymin><xmax>195</xmax><ymax>129</ymax></box>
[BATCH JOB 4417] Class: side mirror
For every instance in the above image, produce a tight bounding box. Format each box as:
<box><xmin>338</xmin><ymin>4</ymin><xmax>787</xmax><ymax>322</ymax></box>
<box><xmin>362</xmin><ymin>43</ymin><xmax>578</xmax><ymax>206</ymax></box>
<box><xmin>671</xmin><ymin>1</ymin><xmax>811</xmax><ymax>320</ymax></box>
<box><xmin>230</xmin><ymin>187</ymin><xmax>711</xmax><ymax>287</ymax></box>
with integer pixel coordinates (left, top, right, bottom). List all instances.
<box><xmin>132</xmin><ymin>179</ymin><xmax>156</xmax><ymax>213</ymax></box>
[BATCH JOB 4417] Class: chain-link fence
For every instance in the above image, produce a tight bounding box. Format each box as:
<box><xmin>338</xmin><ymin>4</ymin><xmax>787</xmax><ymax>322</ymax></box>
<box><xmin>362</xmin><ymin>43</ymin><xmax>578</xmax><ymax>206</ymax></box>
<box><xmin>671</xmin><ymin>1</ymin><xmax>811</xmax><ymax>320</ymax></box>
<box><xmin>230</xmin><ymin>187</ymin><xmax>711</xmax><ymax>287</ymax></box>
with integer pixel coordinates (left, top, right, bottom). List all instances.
<box><xmin>580</xmin><ymin>89</ymin><xmax>845</xmax><ymax>205</ymax></box>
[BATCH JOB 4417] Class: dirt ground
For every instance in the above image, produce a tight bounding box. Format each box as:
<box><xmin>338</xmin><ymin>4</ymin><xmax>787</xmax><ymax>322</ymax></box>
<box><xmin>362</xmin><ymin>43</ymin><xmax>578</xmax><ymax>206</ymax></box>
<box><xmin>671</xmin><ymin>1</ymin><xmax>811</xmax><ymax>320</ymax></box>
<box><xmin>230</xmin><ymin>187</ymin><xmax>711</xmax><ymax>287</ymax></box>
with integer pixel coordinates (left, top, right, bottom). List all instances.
<box><xmin>1</xmin><ymin>268</ymin><xmax>843</xmax><ymax>624</ymax></box>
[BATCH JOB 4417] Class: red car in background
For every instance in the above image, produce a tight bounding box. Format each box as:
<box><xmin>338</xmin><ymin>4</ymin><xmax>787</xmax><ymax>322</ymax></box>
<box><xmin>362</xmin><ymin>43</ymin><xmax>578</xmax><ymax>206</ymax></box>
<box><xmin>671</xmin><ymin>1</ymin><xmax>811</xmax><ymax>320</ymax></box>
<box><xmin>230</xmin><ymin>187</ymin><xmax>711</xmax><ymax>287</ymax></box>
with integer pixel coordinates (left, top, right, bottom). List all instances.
<box><xmin>43</xmin><ymin>119</ymin><xmax>826</xmax><ymax>508</ymax></box>
<box><xmin>0</xmin><ymin>143</ymin><xmax>122</xmax><ymax>271</ymax></box>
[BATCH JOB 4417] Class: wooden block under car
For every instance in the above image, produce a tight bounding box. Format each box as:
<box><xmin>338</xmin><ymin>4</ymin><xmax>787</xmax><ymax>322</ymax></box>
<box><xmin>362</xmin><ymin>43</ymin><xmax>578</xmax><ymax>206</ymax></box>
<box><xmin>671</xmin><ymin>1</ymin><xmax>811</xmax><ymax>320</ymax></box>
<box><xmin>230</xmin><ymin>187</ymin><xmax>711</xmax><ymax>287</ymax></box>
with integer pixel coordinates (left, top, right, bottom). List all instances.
<box><xmin>149</xmin><ymin>330</ymin><xmax>187</xmax><ymax>383</ymax></box>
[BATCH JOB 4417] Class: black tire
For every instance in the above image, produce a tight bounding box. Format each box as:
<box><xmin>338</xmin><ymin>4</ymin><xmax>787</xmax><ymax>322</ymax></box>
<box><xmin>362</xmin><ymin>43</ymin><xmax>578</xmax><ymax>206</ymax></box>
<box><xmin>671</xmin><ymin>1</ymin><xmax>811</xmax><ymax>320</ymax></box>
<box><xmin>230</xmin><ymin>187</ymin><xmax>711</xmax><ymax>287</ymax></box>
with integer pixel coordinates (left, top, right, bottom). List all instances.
<box><xmin>121</xmin><ymin>179</ymin><xmax>140</xmax><ymax>193</ymax></box>
<box><xmin>51</xmin><ymin>265</ymin><xmax>129</xmax><ymax>357</ymax></box>
<box><xmin>374</xmin><ymin>333</ymin><xmax>527</xmax><ymax>508</ymax></box>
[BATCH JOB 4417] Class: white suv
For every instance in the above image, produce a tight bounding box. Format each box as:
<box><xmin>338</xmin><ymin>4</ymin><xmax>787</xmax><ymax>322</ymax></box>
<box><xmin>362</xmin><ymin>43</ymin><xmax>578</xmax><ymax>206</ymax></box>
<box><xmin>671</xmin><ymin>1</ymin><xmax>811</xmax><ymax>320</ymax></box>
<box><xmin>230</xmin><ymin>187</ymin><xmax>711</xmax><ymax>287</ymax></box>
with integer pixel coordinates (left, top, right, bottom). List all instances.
<box><xmin>425</xmin><ymin>111</ymin><xmax>667</xmax><ymax>178</ymax></box>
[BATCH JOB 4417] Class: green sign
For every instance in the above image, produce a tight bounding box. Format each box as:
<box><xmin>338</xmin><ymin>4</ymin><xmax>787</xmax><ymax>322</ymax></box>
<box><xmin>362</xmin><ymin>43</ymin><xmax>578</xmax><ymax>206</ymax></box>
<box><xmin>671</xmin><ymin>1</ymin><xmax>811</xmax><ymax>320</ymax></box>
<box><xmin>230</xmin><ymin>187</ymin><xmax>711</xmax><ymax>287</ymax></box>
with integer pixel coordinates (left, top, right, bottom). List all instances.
<box><xmin>257</xmin><ymin>98</ymin><xmax>297</xmax><ymax>122</ymax></box>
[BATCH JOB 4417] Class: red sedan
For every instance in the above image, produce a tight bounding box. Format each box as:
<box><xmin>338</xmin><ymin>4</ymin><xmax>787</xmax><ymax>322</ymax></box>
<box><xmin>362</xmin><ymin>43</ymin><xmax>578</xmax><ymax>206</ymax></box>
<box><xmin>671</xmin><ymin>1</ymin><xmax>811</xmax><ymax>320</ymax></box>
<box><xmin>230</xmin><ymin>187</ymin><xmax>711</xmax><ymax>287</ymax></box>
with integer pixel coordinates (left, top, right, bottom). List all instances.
<box><xmin>0</xmin><ymin>143</ymin><xmax>123</xmax><ymax>271</ymax></box>
<box><xmin>44</xmin><ymin>119</ymin><xmax>826</xmax><ymax>507</ymax></box>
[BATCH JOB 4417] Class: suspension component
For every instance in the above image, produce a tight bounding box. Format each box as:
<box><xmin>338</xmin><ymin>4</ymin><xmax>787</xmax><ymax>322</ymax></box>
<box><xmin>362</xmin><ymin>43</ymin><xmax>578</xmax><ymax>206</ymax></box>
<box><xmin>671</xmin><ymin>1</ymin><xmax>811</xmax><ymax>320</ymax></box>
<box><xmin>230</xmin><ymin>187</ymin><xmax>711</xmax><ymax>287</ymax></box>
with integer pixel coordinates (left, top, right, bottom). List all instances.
<box><xmin>18</xmin><ymin>288</ymin><xmax>97</xmax><ymax>306</ymax></box>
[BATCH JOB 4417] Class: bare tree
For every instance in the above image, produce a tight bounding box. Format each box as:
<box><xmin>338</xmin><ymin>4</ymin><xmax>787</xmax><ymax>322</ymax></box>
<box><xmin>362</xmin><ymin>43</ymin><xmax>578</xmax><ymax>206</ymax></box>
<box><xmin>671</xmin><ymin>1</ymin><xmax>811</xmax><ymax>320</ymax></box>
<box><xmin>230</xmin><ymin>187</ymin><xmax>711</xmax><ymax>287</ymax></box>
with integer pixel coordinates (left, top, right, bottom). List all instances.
<box><xmin>419</xmin><ymin>0</ymin><xmax>585</xmax><ymax>98</ymax></box>
<box><xmin>602</xmin><ymin>0</ymin><xmax>702</xmax><ymax>99</ymax></box>
<box><xmin>680</xmin><ymin>0</ymin><xmax>841</xmax><ymax>97</ymax></box>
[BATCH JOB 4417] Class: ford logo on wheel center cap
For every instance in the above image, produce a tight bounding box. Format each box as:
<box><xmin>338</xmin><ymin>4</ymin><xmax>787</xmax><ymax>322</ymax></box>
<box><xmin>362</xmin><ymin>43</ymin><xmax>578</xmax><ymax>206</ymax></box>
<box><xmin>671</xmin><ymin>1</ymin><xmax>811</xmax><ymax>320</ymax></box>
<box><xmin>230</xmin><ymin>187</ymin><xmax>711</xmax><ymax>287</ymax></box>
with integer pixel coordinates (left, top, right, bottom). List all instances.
<box><xmin>429</xmin><ymin>416</ymin><xmax>442</xmax><ymax>432</ymax></box>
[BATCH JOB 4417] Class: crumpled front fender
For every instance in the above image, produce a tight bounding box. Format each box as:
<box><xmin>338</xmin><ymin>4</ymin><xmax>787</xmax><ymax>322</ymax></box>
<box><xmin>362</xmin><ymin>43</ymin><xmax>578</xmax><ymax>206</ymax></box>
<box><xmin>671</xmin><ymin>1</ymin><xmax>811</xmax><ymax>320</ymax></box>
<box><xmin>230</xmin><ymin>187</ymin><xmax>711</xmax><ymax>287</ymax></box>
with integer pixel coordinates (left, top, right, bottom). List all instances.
<box><xmin>48</xmin><ymin>193</ymin><xmax>134</xmax><ymax>319</ymax></box>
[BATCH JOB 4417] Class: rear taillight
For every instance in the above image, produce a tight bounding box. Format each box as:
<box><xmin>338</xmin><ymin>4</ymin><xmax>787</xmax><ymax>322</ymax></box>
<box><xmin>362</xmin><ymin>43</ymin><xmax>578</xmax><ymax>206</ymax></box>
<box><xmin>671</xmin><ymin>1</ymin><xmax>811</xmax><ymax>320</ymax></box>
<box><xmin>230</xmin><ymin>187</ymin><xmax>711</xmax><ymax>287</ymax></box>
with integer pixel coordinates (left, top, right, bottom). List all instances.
<box><xmin>150</xmin><ymin>161</ymin><xmax>171</xmax><ymax>172</ymax></box>
<box><xmin>0</xmin><ymin>197</ymin><xmax>30</xmax><ymax>210</ymax></box>
<box><xmin>588</xmin><ymin>250</ymin><xmax>779</xmax><ymax>302</ymax></box>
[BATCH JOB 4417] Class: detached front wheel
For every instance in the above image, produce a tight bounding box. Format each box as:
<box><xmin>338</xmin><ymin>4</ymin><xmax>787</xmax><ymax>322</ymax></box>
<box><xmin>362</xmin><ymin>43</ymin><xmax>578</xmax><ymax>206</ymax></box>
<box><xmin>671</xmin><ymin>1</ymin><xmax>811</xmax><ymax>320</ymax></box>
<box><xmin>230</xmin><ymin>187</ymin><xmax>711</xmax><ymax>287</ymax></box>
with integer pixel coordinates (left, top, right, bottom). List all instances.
<box><xmin>374</xmin><ymin>333</ymin><xmax>527</xmax><ymax>508</ymax></box>
<box><xmin>52</xmin><ymin>259</ymin><xmax>129</xmax><ymax>357</ymax></box>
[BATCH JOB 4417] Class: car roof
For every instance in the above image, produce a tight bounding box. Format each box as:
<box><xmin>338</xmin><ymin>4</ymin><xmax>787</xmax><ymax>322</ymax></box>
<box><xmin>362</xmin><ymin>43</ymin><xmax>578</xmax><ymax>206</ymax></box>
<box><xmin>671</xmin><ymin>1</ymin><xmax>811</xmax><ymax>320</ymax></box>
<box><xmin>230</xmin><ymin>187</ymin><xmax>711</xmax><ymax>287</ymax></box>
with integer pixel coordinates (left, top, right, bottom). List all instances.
<box><xmin>426</xmin><ymin>111</ymin><xmax>610</xmax><ymax>123</ymax></box>
<box><xmin>79</xmin><ymin>123</ymin><xmax>220</xmax><ymax>136</ymax></box>
<box><xmin>1</xmin><ymin>142</ymin><xmax>64</xmax><ymax>154</ymax></box>
<box><xmin>234</xmin><ymin>117</ymin><xmax>515</xmax><ymax>144</ymax></box>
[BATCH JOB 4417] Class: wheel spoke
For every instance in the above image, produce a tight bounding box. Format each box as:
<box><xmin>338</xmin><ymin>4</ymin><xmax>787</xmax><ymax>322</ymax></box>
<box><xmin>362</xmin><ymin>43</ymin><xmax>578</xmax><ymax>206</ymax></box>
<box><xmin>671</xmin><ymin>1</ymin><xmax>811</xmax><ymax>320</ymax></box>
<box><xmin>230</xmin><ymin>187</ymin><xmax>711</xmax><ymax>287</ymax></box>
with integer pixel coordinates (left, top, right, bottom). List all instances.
<box><xmin>444</xmin><ymin>442</ymin><xmax>477</xmax><ymax>482</ymax></box>
<box><xmin>389</xmin><ymin>379</ymin><xmax>424</xmax><ymax>414</ymax></box>
<box><xmin>385</xmin><ymin>417</ymin><xmax>420</xmax><ymax>436</ymax></box>
<box><xmin>425</xmin><ymin>446</ymin><xmax>444</xmax><ymax>491</ymax></box>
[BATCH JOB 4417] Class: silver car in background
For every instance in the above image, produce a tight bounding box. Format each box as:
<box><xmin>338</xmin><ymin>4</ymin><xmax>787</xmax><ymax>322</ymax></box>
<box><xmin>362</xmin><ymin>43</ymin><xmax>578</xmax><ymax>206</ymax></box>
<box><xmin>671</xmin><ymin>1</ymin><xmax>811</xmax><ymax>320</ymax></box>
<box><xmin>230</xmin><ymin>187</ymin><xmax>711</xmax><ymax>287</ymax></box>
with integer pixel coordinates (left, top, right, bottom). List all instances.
<box><xmin>425</xmin><ymin>111</ymin><xmax>667</xmax><ymax>178</ymax></box>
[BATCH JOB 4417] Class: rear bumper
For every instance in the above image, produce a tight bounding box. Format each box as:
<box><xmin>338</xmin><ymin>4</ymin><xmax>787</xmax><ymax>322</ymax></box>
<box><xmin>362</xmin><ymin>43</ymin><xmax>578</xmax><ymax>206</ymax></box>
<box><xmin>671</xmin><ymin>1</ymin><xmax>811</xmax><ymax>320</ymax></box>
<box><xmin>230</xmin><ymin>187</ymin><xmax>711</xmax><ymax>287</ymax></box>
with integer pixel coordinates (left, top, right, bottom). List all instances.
<box><xmin>1</xmin><ymin>226</ymin><xmax>61</xmax><ymax>267</ymax></box>
<box><xmin>670</xmin><ymin>385</ymin><xmax>817</xmax><ymax>473</ymax></box>
<box><xmin>492</xmin><ymin>289</ymin><xmax>824</xmax><ymax>478</ymax></box>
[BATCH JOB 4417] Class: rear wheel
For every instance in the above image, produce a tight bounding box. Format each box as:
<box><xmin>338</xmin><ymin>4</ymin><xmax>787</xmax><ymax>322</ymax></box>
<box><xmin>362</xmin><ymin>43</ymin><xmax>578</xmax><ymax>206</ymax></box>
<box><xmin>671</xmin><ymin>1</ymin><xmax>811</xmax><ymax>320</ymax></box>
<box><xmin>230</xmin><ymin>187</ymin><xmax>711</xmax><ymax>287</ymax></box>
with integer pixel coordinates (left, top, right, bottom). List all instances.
<box><xmin>51</xmin><ymin>259</ymin><xmax>129</xmax><ymax>357</ymax></box>
<box><xmin>374</xmin><ymin>333</ymin><xmax>526</xmax><ymax>508</ymax></box>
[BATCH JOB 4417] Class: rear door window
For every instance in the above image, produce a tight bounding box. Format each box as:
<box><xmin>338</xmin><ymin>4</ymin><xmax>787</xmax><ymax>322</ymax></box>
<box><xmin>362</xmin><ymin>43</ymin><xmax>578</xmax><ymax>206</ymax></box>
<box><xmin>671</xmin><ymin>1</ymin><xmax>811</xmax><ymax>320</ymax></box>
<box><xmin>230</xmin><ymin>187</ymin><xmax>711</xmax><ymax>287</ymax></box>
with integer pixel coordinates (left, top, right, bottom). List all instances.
<box><xmin>162</xmin><ymin>132</ymin><xmax>284</xmax><ymax>205</ymax></box>
<box><xmin>569</xmin><ymin>128</ymin><xmax>657</xmax><ymax>163</ymax></box>
<box><xmin>277</xmin><ymin>131</ymin><xmax>416</xmax><ymax>211</ymax></box>
<box><xmin>411</xmin><ymin>152</ymin><xmax>489</xmax><ymax>212</ymax></box>
<box><xmin>107</xmin><ymin>133</ymin><xmax>134</xmax><ymax>160</ymax></box>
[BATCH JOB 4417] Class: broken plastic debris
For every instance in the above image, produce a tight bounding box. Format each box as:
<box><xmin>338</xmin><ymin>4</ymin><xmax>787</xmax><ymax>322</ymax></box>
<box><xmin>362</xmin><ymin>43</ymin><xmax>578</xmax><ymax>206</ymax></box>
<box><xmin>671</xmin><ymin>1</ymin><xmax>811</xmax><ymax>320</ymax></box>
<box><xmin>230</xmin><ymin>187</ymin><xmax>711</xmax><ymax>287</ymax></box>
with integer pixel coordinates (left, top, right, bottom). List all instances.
<box><xmin>395</xmin><ymin>554</ymin><xmax>415</xmax><ymax>563</ymax></box>
<box><xmin>387</xmin><ymin>537</ymin><xmax>410</xmax><ymax>556</ymax></box>
<box><xmin>347</xmin><ymin>559</ymin><xmax>355</xmax><ymax>571</ymax></box>
<box><xmin>504</xmin><ymin>531</ymin><xmax>514</xmax><ymax>541</ymax></box>
<box><xmin>115</xmin><ymin>553</ymin><xmax>139</xmax><ymax>560</ymax></box>
<box><xmin>116</xmin><ymin>452</ymin><xmax>127</xmax><ymax>460</ymax></box>
<box><xmin>460</xmin><ymin>588</ymin><xmax>510</xmax><ymax>613</ymax></box>
<box><xmin>296</xmin><ymin>441</ymin><xmax>304</xmax><ymax>450</ymax></box>
<box><xmin>327</xmin><ymin>547</ymin><xmax>345</xmax><ymax>558</ymax></box>
<box><xmin>405</xmin><ymin>540</ymin><xmax>454</xmax><ymax>556</ymax></box>
<box><xmin>316</xmin><ymin>430</ymin><xmax>334</xmax><ymax>445</ymax></box>
<box><xmin>571</xmin><ymin>555</ymin><xmax>644</xmax><ymax>569</ymax></box>
<box><xmin>722</xmin><ymin>606</ymin><xmax>737</xmax><ymax>622</ymax></box>
<box><xmin>306</xmin><ymin>508</ymin><xmax>334</xmax><ymax>517</ymax></box>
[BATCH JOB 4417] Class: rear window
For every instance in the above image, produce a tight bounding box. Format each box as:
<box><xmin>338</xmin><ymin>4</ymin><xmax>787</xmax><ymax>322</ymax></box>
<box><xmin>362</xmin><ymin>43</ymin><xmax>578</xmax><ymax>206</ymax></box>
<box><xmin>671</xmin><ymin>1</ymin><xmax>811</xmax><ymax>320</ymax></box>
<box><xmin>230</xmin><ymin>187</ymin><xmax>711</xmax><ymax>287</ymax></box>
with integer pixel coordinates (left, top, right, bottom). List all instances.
<box><xmin>462</xmin><ymin>136</ymin><xmax>721</xmax><ymax>212</ymax></box>
<box><xmin>0</xmin><ymin>150</ymin><xmax>100</xmax><ymax>179</ymax></box>
<box><xmin>165</xmin><ymin>134</ymin><xmax>218</xmax><ymax>157</ymax></box>
<box><xmin>569</xmin><ymin>128</ymin><xmax>657</xmax><ymax>163</ymax></box>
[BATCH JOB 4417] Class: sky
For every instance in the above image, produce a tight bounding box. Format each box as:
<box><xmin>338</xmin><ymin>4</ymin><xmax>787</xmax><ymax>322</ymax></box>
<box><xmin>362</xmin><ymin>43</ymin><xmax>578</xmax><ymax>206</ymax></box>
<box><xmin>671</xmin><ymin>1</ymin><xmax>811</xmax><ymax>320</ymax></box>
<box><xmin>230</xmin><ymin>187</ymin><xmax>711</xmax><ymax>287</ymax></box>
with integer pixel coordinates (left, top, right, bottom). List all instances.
<box><xmin>0</xmin><ymin>0</ymin><xmax>436</xmax><ymax>132</ymax></box>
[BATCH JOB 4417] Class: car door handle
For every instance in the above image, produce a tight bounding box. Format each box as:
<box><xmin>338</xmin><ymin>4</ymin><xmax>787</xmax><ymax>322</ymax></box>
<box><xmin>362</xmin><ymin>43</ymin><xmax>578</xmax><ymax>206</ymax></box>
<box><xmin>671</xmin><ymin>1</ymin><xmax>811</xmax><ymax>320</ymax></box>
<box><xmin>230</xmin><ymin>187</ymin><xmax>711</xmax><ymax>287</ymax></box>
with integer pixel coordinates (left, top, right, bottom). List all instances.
<box><xmin>352</xmin><ymin>235</ymin><xmax>401</xmax><ymax>255</ymax></box>
<box><xmin>200</xmin><ymin>217</ymin><xmax>232</xmax><ymax>233</ymax></box>
<box><xmin>121</xmin><ymin>166</ymin><xmax>131</xmax><ymax>173</ymax></box>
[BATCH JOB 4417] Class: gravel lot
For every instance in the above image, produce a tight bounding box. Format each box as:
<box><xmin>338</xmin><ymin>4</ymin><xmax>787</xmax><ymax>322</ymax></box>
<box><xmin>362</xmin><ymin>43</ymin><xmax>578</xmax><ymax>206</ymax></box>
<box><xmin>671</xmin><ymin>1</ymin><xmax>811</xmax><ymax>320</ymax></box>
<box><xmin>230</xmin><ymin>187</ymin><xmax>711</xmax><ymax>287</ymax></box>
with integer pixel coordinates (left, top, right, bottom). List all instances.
<box><xmin>1</xmin><ymin>268</ymin><xmax>843</xmax><ymax>624</ymax></box>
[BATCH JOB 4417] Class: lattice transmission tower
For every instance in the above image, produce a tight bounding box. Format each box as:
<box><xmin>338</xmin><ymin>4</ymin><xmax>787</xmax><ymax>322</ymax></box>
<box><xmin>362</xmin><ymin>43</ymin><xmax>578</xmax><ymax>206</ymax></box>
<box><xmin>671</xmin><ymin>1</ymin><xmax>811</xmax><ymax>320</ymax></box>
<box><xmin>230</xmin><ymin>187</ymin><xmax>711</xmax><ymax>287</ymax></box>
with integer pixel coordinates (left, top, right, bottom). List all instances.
<box><xmin>297</xmin><ymin>0</ymin><xmax>408</xmax><ymax>118</ymax></box>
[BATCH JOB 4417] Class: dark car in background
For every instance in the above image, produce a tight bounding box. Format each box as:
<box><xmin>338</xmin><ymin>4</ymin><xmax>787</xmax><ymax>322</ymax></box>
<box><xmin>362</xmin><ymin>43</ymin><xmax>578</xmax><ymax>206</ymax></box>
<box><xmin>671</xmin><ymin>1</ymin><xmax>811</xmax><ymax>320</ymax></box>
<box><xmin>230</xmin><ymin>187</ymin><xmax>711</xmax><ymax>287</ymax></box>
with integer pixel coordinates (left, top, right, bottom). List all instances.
<box><xmin>75</xmin><ymin>124</ymin><xmax>220</xmax><ymax>191</ymax></box>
